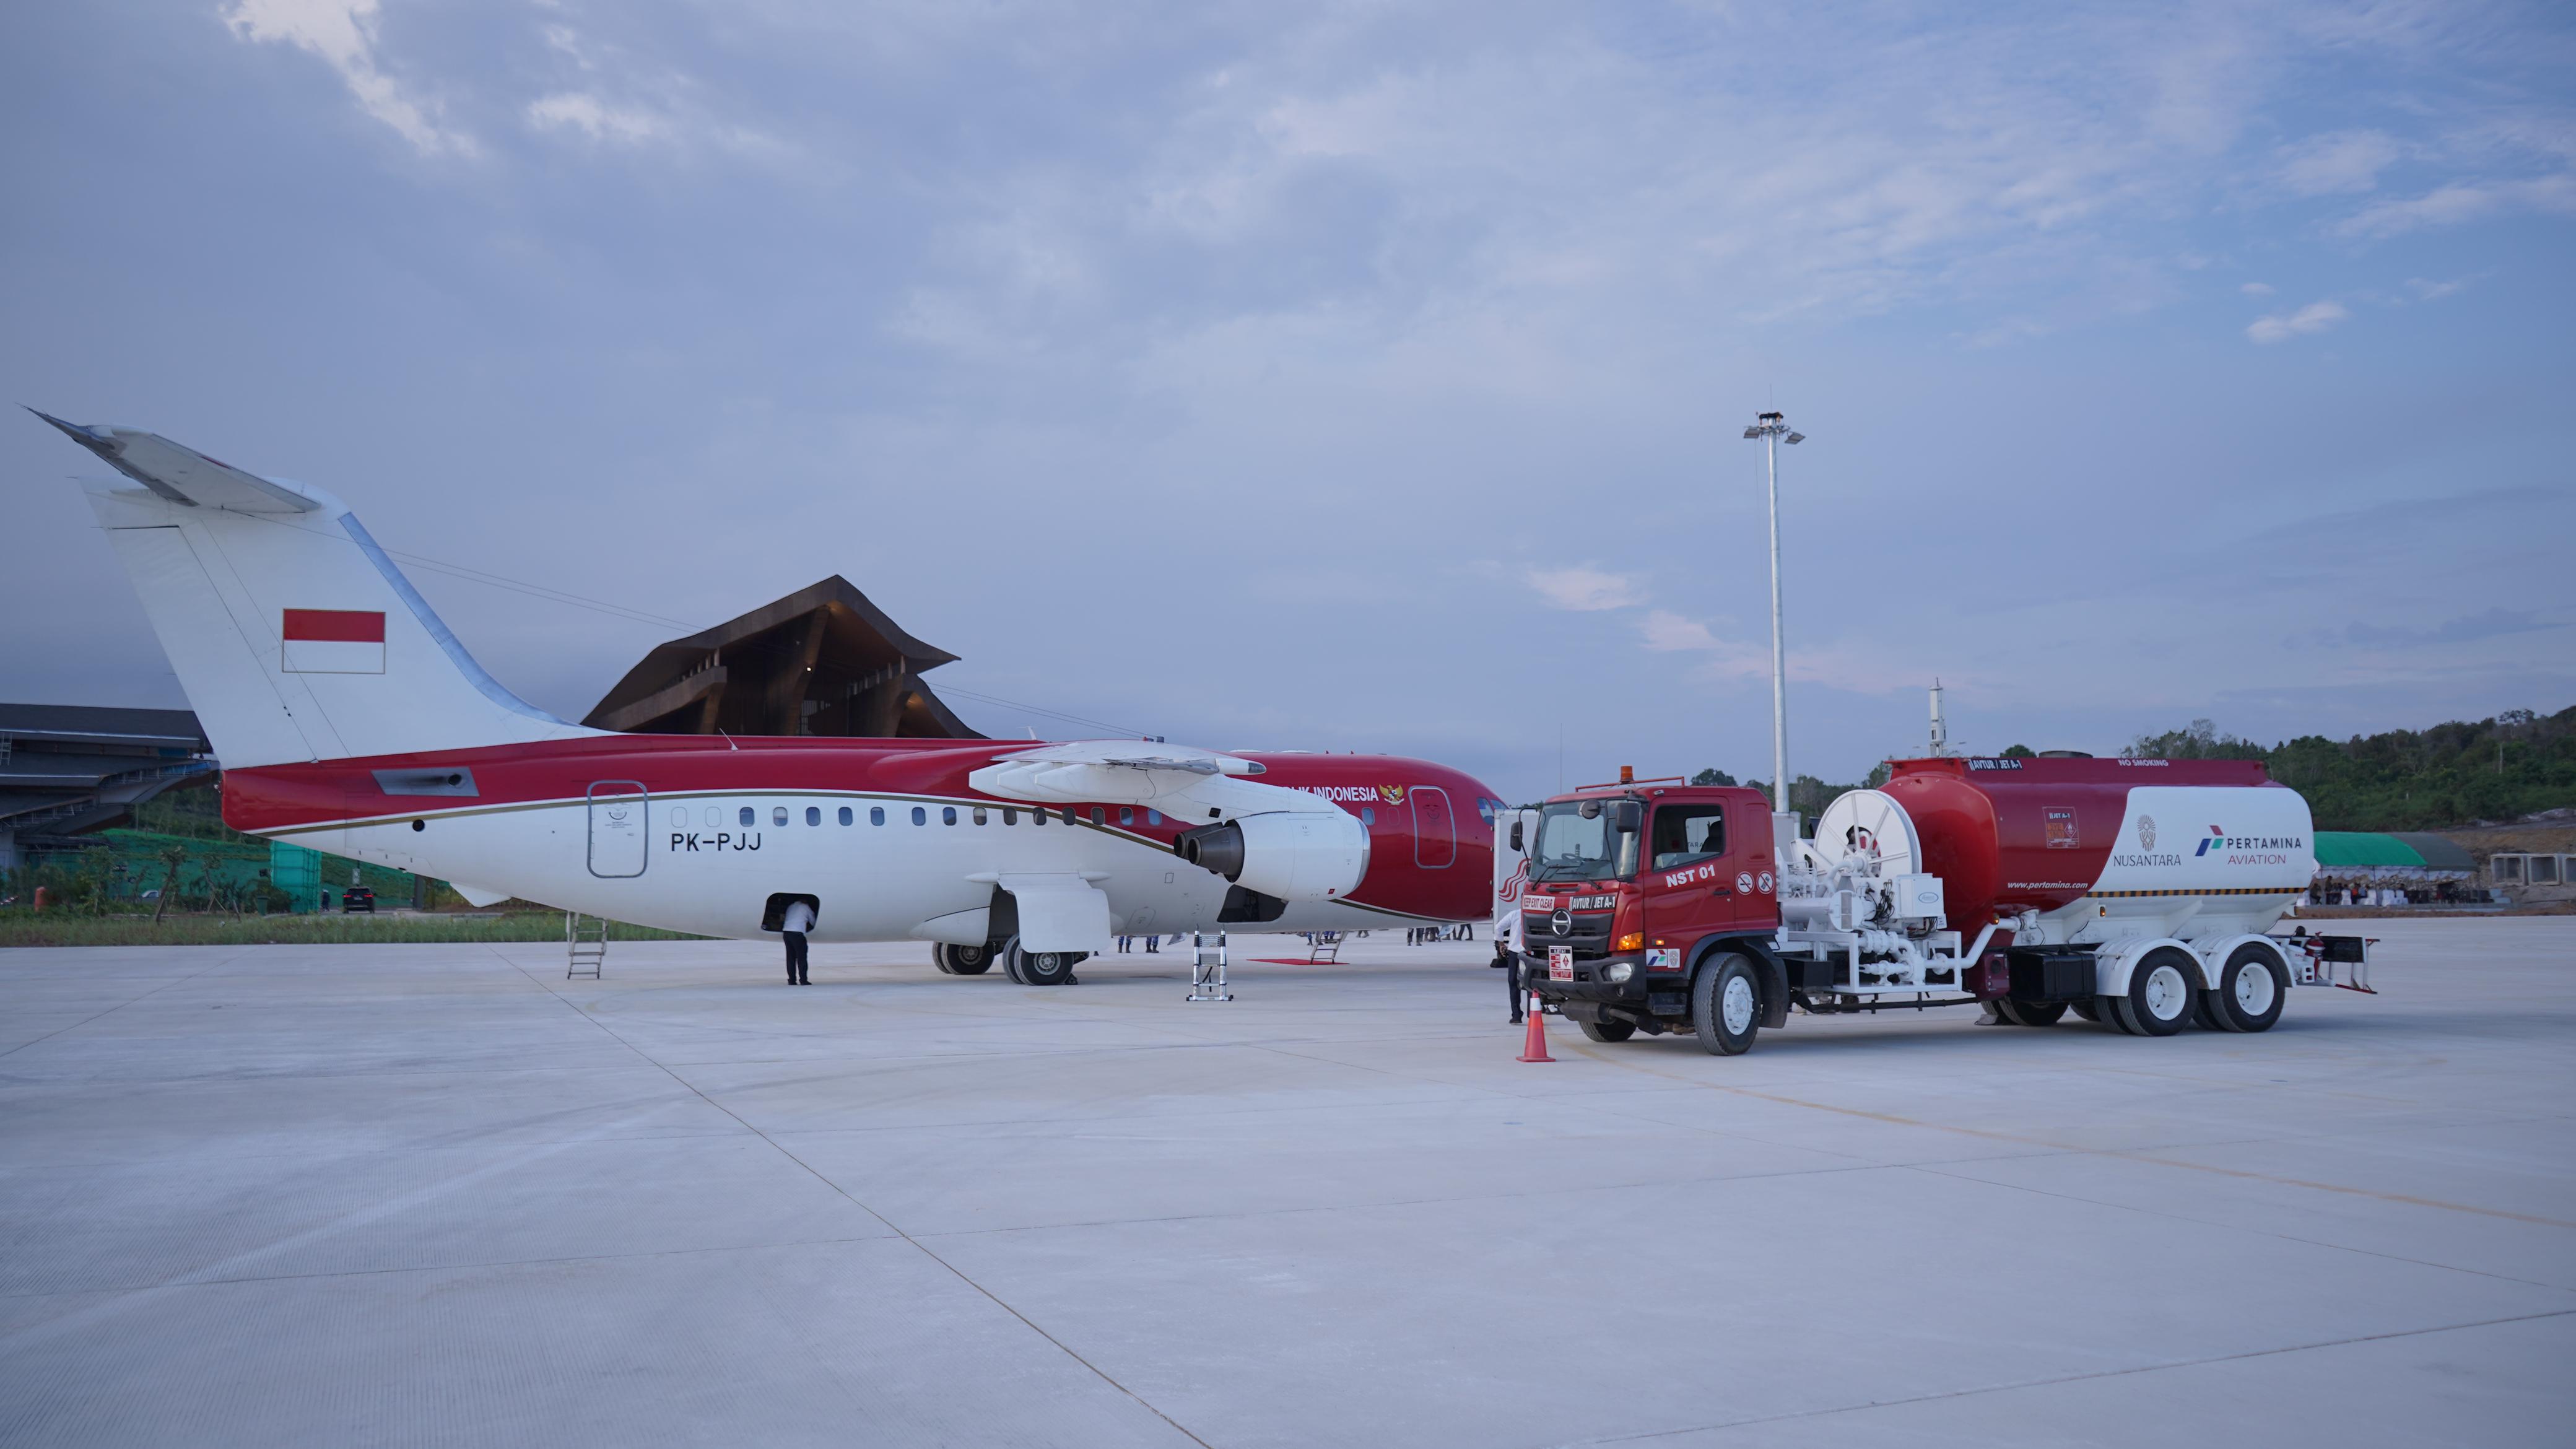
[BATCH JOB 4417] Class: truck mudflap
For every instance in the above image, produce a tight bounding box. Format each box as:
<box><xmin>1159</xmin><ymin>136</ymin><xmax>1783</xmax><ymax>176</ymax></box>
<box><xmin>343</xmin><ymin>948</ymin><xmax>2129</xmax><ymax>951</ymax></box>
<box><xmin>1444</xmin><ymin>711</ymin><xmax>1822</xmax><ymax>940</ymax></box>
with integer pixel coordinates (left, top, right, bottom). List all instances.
<box><xmin>2279</xmin><ymin>932</ymin><xmax>2377</xmax><ymax>994</ymax></box>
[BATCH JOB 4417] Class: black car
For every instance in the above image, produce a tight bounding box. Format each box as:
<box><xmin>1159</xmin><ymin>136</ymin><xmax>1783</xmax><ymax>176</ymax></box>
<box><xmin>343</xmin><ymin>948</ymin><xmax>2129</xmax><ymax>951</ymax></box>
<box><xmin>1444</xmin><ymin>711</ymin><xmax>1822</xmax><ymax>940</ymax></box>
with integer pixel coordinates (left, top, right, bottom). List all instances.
<box><xmin>341</xmin><ymin>886</ymin><xmax>376</xmax><ymax>914</ymax></box>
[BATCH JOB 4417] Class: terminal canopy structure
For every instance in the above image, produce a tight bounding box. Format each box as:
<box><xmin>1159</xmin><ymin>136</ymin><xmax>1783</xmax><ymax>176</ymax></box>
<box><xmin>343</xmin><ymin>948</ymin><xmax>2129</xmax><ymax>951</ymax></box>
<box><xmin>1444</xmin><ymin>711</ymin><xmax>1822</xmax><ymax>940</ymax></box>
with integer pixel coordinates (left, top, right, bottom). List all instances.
<box><xmin>583</xmin><ymin>577</ymin><xmax>982</xmax><ymax>739</ymax></box>
<box><xmin>0</xmin><ymin>704</ymin><xmax>215</xmax><ymax>871</ymax></box>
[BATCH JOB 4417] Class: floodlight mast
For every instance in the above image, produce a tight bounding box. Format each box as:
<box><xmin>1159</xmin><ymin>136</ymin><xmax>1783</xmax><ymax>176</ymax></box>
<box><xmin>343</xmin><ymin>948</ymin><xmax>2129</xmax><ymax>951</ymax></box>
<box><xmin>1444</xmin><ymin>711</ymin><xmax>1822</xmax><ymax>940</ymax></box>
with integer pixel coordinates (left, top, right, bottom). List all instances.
<box><xmin>1742</xmin><ymin>411</ymin><xmax>1803</xmax><ymax>816</ymax></box>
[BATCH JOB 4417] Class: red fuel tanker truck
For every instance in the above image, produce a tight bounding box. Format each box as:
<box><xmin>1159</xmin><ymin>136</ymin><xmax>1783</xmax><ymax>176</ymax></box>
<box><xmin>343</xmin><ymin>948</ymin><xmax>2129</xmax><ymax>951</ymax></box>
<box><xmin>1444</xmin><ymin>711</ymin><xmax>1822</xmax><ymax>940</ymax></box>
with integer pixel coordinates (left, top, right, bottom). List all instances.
<box><xmin>1510</xmin><ymin>755</ymin><xmax>2372</xmax><ymax>1055</ymax></box>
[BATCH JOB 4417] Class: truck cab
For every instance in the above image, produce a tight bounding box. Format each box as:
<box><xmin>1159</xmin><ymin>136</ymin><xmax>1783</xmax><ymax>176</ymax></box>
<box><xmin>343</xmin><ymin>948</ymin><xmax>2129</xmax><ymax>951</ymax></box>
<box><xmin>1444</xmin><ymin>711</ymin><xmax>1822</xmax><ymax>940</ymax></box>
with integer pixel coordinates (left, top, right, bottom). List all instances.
<box><xmin>1513</xmin><ymin>781</ymin><xmax>1784</xmax><ymax>1047</ymax></box>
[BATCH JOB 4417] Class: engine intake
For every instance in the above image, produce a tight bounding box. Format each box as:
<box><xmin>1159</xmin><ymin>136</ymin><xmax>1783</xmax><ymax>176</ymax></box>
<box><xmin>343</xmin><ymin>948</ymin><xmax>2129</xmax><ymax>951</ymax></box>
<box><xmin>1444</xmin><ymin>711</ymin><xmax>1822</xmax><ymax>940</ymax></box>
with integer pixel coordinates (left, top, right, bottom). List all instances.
<box><xmin>1173</xmin><ymin>811</ymin><xmax>1369</xmax><ymax>902</ymax></box>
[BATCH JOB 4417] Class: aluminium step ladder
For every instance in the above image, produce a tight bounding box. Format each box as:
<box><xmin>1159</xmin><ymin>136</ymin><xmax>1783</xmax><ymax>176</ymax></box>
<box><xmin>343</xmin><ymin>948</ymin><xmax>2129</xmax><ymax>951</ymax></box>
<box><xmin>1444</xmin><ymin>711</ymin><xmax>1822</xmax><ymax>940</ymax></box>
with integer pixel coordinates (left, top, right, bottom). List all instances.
<box><xmin>566</xmin><ymin>912</ymin><xmax>607</xmax><ymax>980</ymax></box>
<box><xmin>1186</xmin><ymin>929</ymin><xmax>1232</xmax><ymax>1002</ymax></box>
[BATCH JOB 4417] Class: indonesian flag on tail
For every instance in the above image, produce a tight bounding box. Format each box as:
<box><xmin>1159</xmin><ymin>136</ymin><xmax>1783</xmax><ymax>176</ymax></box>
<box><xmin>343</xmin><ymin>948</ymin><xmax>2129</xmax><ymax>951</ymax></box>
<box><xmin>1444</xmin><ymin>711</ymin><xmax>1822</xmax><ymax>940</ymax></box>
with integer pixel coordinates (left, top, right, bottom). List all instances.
<box><xmin>281</xmin><ymin>609</ymin><xmax>385</xmax><ymax>674</ymax></box>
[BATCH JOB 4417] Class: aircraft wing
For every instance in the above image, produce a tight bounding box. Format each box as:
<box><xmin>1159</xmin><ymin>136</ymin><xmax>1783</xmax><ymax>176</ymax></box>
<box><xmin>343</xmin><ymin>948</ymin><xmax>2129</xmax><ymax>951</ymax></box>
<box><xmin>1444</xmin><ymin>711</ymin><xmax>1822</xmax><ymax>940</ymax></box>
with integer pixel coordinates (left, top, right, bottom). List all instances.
<box><xmin>33</xmin><ymin>411</ymin><xmax>320</xmax><ymax>513</ymax></box>
<box><xmin>967</xmin><ymin>740</ymin><xmax>1336</xmax><ymax>820</ymax></box>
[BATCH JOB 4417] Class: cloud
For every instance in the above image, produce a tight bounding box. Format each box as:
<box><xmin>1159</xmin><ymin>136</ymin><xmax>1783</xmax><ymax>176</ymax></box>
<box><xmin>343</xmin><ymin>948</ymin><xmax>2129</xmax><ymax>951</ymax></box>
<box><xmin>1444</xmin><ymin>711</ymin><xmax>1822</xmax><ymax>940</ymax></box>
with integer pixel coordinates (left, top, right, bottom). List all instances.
<box><xmin>2275</xmin><ymin>129</ymin><xmax>2404</xmax><ymax>196</ymax></box>
<box><xmin>2318</xmin><ymin>608</ymin><xmax>2558</xmax><ymax>649</ymax></box>
<box><xmin>516</xmin><ymin>20</ymin><xmax>786</xmax><ymax>160</ymax></box>
<box><xmin>2239</xmin><ymin>281</ymin><xmax>2273</xmax><ymax>296</ymax></box>
<box><xmin>1527</xmin><ymin>566</ymin><xmax>1642</xmax><ymax>612</ymax></box>
<box><xmin>1638</xmin><ymin>611</ymin><xmax>1722</xmax><ymax>652</ymax></box>
<box><xmin>2246</xmin><ymin>299</ymin><xmax>2347</xmax><ymax>344</ymax></box>
<box><xmin>527</xmin><ymin>92</ymin><xmax>668</xmax><ymax>145</ymax></box>
<box><xmin>2337</xmin><ymin>172</ymin><xmax>2576</xmax><ymax>238</ymax></box>
<box><xmin>222</xmin><ymin>0</ymin><xmax>472</xmax><ymax>155</ymax></box>
<box><xmin>2404</xmin><ymin>276</ymin><xmax>2471</xmax><ymax>301</ymax></box>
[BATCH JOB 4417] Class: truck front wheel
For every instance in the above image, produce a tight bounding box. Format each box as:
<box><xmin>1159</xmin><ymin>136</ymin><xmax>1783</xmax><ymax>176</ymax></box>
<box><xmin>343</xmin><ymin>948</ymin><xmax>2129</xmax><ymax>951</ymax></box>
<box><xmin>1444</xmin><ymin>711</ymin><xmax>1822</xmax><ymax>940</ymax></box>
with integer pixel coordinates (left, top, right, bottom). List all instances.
<box><xmin>1692</xmin><ymin>955</ymin><xmax>1762</xmax><ymax>1056</ymax></box>
<box><xmin>1578</xmin><ymin>1019</ymin><xmax>1636</xmax><ymax>1043</ymax></box>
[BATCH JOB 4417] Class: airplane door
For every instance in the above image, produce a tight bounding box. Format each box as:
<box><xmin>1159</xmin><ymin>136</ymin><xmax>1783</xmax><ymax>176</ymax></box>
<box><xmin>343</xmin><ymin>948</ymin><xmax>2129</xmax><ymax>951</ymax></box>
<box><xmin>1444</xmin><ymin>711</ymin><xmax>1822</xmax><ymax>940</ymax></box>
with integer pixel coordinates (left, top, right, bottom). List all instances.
<box><xmin>587</xmin><ymin>781</ymin><xmax>649</xmax><ymax>878</ymax></box>
<box><xmin>1411</xmin><ymin>786</ymin><xmax>1456</xmax><ymax>868</ymax></box>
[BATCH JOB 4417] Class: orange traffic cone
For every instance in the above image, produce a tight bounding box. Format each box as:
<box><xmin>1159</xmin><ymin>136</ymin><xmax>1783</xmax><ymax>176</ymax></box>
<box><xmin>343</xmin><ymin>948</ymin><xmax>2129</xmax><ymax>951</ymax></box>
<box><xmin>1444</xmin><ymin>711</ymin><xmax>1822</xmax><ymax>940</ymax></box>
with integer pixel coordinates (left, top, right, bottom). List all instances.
<box><xmin>1517</xmin><ymin>991</ymin><xmax>1554</xmax><ymax>1063</ymax></box>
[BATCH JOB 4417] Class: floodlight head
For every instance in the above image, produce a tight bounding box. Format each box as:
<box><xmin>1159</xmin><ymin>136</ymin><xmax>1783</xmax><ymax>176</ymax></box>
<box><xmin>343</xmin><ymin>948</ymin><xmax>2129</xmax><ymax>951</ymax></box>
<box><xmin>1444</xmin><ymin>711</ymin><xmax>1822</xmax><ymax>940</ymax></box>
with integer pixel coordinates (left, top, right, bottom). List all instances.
<box><xmin>1785</xmin><ymin>432</ymin><xmax>1805</xmax><ymax>445</ymax></box>
<box><xmin>1743</xmin><ymin>426</ymin><xmax>1761</xmax><ymax>439</ymax></box>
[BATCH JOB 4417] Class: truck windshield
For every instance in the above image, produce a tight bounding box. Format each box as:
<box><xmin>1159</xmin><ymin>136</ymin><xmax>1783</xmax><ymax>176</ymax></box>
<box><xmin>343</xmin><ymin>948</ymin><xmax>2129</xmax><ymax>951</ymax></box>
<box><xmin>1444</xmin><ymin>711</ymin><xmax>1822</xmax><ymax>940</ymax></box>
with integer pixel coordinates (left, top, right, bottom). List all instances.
<box><xmin>1530</xmin><ymin>801</ymin><xmax>1635</xmax><ymax>881</ymax></box>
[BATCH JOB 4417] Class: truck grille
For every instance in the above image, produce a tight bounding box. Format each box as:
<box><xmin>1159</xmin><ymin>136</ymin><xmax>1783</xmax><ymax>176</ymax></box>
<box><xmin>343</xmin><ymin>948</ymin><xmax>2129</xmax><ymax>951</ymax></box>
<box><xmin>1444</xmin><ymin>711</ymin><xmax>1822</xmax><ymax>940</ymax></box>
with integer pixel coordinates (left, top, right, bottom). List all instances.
<box><xmin>1523</xmin><ymin>909</ymin><xmax>1614</xmax><ymax>959</ymax></box>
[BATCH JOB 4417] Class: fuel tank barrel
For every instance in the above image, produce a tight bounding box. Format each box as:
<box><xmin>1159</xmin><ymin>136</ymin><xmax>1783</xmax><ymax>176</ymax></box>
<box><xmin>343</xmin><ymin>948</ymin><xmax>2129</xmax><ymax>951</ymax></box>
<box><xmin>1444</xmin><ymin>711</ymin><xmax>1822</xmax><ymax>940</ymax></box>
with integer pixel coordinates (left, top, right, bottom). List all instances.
<box><xmin>1868</xmin><ymin>756</ymin><xmax>2315</xmax><ymax>928</ymax></box>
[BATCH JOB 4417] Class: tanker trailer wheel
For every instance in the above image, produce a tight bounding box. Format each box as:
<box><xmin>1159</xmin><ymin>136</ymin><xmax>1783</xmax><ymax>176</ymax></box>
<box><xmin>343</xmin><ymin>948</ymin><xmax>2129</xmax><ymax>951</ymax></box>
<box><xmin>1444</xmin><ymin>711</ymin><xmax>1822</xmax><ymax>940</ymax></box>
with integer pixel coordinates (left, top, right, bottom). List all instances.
<box><xmin>2210</xmin><ymin>944</ymin><xmax>2287</xmax><ymax>1033</ymax></box>
<box><xmin>2191</xmin><ymin>991</ymin><xmax>2223</xmax><ymax>1030</ymax></box>
<box><xmin>2115</xmin><ymin>949</ymin><xmax>2198</xmax><ymax>1037</ymax></box>
<box><xmin>1692</xmin><ymin>955</ymin><xmax>1762</xmax><ymax>1056</ymax></box>
<box><xmin>2068</xmin><ymin>998</ymin><xmax>2100</xmax><ymax>1024</ymax></box>
<box><xmin>1998</xmin><ymin>999</ymin><xmax>2068</xmax><ymax>1027</ymax></box>
<box><xmin>1578</xmin><ymin>1018</ymin><xmax>1637</xmax><ymax>1043</ymax></box>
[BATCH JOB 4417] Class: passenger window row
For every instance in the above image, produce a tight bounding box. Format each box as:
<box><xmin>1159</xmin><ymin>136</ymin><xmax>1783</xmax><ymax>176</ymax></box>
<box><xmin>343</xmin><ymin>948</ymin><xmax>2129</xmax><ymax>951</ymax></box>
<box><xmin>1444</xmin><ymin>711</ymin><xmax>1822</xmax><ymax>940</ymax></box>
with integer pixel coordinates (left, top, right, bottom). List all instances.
<box><xmin>664</xmin><ymin>803</ymin><xmax>1167</xmax><ymax>829</ymax></box>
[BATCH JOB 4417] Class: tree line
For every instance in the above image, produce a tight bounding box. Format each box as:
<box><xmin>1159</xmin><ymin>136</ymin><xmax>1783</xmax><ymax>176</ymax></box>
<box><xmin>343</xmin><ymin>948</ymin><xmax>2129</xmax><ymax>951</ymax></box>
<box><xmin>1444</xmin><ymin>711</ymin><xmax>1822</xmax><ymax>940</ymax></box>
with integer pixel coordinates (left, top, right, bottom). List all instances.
<box><xmin>2116</xmin><ymin>706</ymin><xmax>2575</xmax><ymax>831</ymax></box>
<box><xmin>1690</xmin><ymin>705</ymin><xmax>2574</xmax><ymax>832</ymax></box>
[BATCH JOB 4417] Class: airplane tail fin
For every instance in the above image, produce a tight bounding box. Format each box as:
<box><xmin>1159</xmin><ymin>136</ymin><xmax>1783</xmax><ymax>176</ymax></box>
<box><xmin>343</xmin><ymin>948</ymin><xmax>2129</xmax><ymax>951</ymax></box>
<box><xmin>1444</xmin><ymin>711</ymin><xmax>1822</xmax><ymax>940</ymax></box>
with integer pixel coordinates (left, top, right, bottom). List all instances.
<box><xmin>39</xmin><ymin>412</ymin><xmax>598</xmax><ymax>769</ymax></box>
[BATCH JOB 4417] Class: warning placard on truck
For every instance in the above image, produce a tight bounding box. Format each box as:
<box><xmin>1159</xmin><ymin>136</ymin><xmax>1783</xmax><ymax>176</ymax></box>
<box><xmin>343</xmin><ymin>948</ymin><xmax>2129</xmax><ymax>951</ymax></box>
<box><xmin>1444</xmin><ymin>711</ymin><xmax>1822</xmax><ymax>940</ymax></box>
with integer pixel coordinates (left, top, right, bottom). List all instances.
<box><xmin>2045</xmin><ymin>807</ymin><xmax>2080</xmax><ymax>848</ymax></box>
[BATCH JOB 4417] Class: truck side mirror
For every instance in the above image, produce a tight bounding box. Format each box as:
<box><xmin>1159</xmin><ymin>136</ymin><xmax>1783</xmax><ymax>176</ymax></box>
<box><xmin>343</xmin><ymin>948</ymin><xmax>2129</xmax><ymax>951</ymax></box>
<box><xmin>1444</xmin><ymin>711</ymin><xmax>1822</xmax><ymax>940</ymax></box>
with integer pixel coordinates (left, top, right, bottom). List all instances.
<box><xmin>1614</xmin><ymin>801</ymin><xmax>1643</xmax><ymax>833</ymax></box>
<box><xmin>1508</xmin><ymin>821</ymin><xmax>1524</xmax><ymax>851</ymax></box>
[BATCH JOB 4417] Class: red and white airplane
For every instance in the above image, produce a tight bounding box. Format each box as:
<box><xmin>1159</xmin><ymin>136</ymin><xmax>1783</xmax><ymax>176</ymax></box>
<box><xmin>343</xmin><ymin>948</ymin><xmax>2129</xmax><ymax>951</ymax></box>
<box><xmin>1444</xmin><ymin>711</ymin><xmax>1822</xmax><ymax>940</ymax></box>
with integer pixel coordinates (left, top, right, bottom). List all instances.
<box><xmin>40</xmin><ymin>415</ymin><xmax>1503</xmax><ymax>983</ymax></box>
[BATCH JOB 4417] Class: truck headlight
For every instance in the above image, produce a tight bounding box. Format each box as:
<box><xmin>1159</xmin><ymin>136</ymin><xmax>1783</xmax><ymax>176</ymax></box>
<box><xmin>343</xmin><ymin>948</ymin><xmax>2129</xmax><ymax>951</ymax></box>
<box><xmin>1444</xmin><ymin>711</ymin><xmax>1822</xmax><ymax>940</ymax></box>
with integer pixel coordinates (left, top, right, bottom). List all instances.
<box><xmin>1604</xmin><ymin>962</ymin><xmax>1635</xmax><ymax>983</ymax></box>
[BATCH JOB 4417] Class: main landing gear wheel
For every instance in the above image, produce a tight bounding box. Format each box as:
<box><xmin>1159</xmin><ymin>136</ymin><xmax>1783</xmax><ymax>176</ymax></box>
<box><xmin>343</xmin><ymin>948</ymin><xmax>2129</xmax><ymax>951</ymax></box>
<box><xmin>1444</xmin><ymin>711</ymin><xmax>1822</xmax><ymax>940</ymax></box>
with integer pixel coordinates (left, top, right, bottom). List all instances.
<box><xmin>939</xmin><ymin>943</ymin><xmax>995</xmax><ymax>976</ymax></box>
<box><xmin>1578</xmin><ymin>1018</ymin><xmax>1636</xmax><ymax>1043</ymax></box>
<box><xmin>1692</xmin><ymin>954</ymin><xmax>1762</xmax><ymax>1056</ymax></box>
<box><xmin>1996</xmin><ymin>999</ymin><xmax>2068</xmax><ymax>1027</ymax></box>
<box><xmin>1004</xmin><ymin>937</ymin><xmax>1084</xmax><ymax>986</ymax></box>
<box><xmin>2209</xmin><ymin>944</ymin><xmax>2287</xmax><ymax>1033</ymax></box>
<box><xmin>2112</xmin><ymin>949</ymin><xmax>2196</xmax><ymax>1037</ymax></box>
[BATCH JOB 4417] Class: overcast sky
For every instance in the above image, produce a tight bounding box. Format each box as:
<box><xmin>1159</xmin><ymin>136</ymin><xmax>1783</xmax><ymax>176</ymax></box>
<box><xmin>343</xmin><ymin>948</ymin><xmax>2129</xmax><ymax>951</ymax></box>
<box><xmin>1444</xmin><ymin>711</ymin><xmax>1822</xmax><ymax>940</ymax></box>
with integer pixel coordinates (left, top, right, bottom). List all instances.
<box><xmin>5</xmin><ymin>1</ymin><xmax>2572</xmax><ymax>803</ymax></box>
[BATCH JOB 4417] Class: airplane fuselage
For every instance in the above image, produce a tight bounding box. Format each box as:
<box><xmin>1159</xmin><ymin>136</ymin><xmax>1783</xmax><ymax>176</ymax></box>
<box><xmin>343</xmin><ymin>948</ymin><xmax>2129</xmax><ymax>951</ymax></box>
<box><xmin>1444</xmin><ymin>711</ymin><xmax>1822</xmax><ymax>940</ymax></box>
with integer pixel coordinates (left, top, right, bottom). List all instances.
<box><xmin>227</xmin><ymin>733</ymin><xmax>1501</xmax><ymax>941</ymax></box>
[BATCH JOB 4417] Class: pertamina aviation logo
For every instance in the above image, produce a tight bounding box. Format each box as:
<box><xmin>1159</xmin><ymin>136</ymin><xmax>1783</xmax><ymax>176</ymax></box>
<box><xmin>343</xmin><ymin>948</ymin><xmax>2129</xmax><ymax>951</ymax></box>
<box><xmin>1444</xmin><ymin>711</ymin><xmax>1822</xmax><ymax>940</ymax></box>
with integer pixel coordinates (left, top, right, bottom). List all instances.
<box><xmin>2196</xmin><ymin>824</ymin><xmax>2304</xmax><ymax>866</ymax></box>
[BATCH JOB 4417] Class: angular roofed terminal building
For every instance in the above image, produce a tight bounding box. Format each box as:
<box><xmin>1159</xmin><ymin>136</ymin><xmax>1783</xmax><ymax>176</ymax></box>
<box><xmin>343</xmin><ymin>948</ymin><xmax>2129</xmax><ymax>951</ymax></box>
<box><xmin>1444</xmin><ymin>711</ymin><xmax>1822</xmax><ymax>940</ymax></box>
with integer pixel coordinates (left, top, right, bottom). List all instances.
<box><xmin>583</xmin><ymin>576</ymin><xmax>983</xmax><ymax>740</ymax></box>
